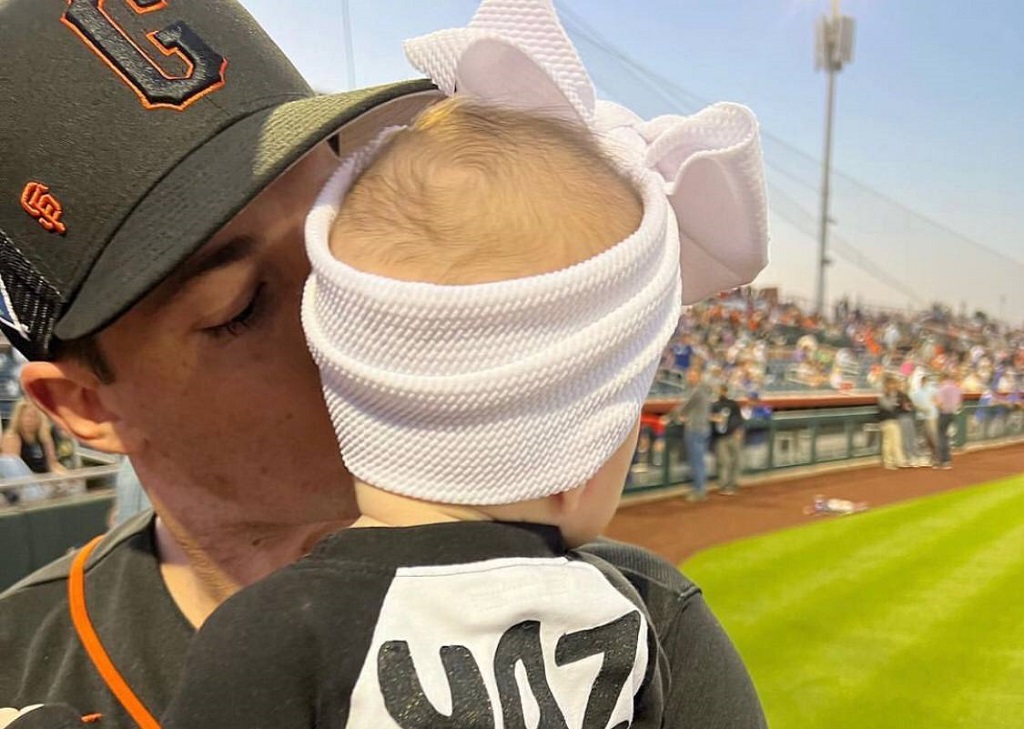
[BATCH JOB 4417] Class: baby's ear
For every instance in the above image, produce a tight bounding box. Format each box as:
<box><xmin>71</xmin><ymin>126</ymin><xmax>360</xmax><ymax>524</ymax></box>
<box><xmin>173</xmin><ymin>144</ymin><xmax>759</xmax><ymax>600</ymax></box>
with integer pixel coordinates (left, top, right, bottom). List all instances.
<box><xmin>552</xmin><ymin>483</ymin><xmax>587</xmax><ymax>515</ymax></box>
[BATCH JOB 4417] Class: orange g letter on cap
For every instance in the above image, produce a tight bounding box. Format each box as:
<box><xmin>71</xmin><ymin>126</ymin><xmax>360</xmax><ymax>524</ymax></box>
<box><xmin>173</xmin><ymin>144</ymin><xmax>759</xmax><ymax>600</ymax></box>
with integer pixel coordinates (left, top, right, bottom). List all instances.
<box><xmin>21</xmin><ymin>182</ymin><xmax>68</xmax><ymax>235</ymax></box>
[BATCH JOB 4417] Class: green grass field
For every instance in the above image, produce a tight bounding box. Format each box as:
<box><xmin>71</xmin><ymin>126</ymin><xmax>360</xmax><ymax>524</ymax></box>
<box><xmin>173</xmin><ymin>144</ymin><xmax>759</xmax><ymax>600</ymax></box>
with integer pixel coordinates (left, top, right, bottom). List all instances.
<box><xmin>682</xmin><ymin>474</ymin><xmax>1024</xmax><ymax>729</ymax></box>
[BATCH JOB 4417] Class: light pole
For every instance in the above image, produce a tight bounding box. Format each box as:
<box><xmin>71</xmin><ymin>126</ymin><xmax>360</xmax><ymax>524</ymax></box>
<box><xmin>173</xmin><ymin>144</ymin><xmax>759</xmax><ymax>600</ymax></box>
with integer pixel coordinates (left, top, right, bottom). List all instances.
<box><xmin>814</xmin><ymin>0</ymin><xmax>855</xmax><ymax>317</ymax></box>
<box><xmin>342</xmin><ymin>0</ymin><xmax>357</xmax><ymax>90</ymax></box>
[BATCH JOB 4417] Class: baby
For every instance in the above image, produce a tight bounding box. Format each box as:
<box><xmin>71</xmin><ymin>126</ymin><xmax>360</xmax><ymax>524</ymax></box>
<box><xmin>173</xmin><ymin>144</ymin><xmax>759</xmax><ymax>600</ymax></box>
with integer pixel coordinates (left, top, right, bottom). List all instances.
<box><xmin>159</xmin><ymin>97</ymin><xmax>678</xmax><ymax>729</ymax></box>
<box><xmin>315</xmin><ymin>98</ymin><xmax>653</xmax><ymax>543</ymax></box>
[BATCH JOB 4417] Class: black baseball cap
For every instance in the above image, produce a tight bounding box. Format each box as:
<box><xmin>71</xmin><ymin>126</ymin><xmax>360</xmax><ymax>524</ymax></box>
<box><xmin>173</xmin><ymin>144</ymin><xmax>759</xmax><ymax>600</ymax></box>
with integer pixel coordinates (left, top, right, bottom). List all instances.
<box><xmin>0</xmin><ymin>0</ymin><xmax>438</xmax><ymax>360</ymax></box>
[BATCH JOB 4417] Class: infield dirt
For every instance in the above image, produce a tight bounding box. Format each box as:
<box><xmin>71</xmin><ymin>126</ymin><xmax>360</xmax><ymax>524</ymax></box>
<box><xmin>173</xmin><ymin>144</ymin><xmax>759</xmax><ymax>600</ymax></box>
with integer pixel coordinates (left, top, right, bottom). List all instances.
<box><xmin>606</xmin><ymin>442</ymin><xmax>1024</xmax><ymax>564</ymax></box>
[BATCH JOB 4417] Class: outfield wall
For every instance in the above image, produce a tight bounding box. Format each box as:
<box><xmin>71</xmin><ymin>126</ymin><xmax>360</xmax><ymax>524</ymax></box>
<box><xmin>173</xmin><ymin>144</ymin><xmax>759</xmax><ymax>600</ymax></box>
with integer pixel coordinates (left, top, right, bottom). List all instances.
<box><xmin>627</xmin><ymin>399</ymin><xmax>1024</xmax><ymax>495</ymax></box>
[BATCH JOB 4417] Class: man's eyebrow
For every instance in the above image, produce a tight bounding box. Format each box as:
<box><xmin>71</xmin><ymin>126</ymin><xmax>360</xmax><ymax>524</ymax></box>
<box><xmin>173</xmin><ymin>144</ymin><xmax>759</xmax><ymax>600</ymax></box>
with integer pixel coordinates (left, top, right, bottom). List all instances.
<box><xmin>172</xmin><ymin>235</ymin><xmax>259</xmax><ymax>288</ymax></box>
<box><xmin>146</xmin><ymin>234</ymin><xmax>260</xmax><ymax>310</ymax></box>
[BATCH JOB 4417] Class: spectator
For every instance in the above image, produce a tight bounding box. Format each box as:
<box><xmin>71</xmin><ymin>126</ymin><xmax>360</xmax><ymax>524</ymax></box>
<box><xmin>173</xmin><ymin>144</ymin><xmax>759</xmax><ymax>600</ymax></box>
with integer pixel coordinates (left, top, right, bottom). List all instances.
<box><xmin>867</xmin><ymin>362</ymin><xmax>886</xmax><ymax>389</ymax></box>
<box><xmin>935</xmin><ymin>372</ymin><xmax>964</xmax><ymax>469</ymax></box>
<box><xmin>961</xmin><ymin>369</ymin><xmax>984</xmax><ymax>393</ymax></box>
<box><xmin>0</xmin><ymin>400</ymin><xmax>63</xmax><ymax>506</ymax></box>
<box><xmin>883</xmin><ymin>322</ymin><xmax>901</xmax><ymax>352</ymax></box>
<box><xmin>911</xmin><ymin>375</ymin><xmax>940</xmax><ymax>467</ymax></box>
<box><xmin>711</xmin><ymin>385</ymin><xmax>745</xmax><ymax>495</ymax></box>
<box><xmin>671</xmin><ymin>332</ymin><xmax>695</xmax><ymax>373</ymax></box>
<box><xmin>877</xmin><ymin>377</ymin><xmax>907</xmax><ymax>469</ymax></box>
<box><xmin>665</xmin><ymin>368</ymin><xmax>714</xmax><ymax>501</ymax></box>
<box><xmin>897</xmin><ymin>378</ymin><xmax>921</xmax><ymax>466</ymax></box>
<box><xmin>743</xmin><ymin>392</ymin><xmax>775</xmax><ymax>423</ymax></box>
<box><xmin>2</xmin><ymin>399</ymin><xmax>64</xmax><ymax>476</ymax></box>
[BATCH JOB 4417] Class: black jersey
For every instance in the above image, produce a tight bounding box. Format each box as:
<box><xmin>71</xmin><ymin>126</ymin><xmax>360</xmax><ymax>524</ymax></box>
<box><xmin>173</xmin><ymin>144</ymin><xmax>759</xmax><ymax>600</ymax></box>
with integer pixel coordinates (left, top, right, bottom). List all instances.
<box><xmin>1</xmin><ymin>514</ymin><xmax>767</xmax><ymax>728</ymax></box>
<box><xmin>164</xmin><ymin>522</ymin><xmax>661</xmax><ymax>728</ymax></box>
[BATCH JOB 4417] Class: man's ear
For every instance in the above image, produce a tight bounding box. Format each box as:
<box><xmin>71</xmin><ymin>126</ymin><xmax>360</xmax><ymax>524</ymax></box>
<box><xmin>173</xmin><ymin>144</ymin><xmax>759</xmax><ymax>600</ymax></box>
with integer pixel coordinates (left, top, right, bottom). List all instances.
<box><xmin>21</xmin><ymin>361</ymin><xmax>130</xmax><ymax>453</ymax></box>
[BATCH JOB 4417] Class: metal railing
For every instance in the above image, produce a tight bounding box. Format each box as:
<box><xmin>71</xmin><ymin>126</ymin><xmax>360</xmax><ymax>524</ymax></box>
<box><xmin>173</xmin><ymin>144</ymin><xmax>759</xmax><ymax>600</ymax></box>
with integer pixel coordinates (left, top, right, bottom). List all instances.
<box><xmin>0</xmin><ymin>462</ymin><xmax>121</xmax><ymax>496</ymax></box>
<box><xmin>0</xmin><ymin>448</ymin><xmax>121</xmax><ymax>499</ymax></box>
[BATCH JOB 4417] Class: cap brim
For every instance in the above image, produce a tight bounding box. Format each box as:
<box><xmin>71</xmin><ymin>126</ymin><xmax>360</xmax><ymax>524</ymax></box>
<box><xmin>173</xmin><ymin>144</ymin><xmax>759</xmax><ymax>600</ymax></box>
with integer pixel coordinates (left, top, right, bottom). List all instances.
<box><xmin>55</xmin><ymin>79</ymin><xmax>440</xmax><ymax>341</ymax></box>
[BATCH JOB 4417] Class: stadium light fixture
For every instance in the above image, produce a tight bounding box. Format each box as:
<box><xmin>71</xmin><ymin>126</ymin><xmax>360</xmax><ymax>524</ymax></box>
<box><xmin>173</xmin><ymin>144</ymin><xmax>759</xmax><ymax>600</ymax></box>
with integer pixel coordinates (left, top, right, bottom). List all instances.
<box><xmin>814</xmin><ymin>0</ymin><xmax>855</xmax><ymax>317</ymax></box>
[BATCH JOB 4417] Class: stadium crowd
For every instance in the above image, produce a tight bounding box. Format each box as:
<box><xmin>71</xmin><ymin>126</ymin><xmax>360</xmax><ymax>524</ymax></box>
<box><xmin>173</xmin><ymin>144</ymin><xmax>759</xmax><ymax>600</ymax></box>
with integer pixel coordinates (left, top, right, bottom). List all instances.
<box><xmin>641</xmin><ymin>289</ymin><xmax>1022</xmax><ymax>485</ymax></box>
<box><xmin>657</xmin><ymin>288</ymin><xmax>1024</xmax><ymax>404</ymax></box>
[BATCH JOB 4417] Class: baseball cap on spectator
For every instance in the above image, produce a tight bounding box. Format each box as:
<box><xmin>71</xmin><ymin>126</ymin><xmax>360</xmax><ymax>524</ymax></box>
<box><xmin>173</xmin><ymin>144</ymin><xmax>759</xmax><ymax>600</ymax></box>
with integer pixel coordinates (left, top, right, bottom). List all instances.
<box><xmin>0</xmin><ymin>0</ymin><xmax>437</xmax><ymax>360</ymax></box>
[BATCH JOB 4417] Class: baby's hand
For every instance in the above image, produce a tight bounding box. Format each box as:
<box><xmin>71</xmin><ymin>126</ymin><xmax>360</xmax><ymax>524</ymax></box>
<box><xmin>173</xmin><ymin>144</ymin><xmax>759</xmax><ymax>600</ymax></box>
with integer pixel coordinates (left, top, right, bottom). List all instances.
<box><xmin>0</xmin><ymin>705</ymin><xmax>85</xmax><ymax>729</ymax></box>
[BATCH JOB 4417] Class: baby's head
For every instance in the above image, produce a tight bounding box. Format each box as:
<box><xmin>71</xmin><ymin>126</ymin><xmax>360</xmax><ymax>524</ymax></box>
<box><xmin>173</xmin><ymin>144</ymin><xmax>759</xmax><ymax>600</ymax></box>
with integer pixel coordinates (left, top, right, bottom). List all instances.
<box><xmin>311</xmin><ymin>97</ymin><xmax>664</xmax><ymax>546</ymax></box>
<box><xmin>329</xmin><ymin>96</ymin><xmax>641</xmax><ymax>285</ymax></box>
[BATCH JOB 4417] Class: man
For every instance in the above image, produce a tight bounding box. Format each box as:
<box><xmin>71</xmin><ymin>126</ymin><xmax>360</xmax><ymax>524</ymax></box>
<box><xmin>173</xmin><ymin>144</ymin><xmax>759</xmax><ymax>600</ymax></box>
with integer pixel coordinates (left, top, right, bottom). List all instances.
<box><xmin>876</xmin><ymin>376</ymin><xmax>907</xmax><ymax>470</ymax></box>
<box><xmin>665</xmin><ymin>368</ymin><xmax>714</xmax><ymax>502</ymax></box>
<box><xmin>911</xmin><ymin>373</ymin><xmax>940</xmax><ymax>465</ymax></box>
<box><xmin>896</xmin><ymin>377</ymin><xmax>920</xmax><ymax>466</ymax></box>
<box><xmin>0</xmin><ymin>2</ymin><xmax>767</xmax><ymax>727</ymax></box>
<box><xmin>710</xmin><ymin>384</ymin><xmax>745</xmax><ymax>495</ymax></box>
<box><xmin>742</xmin><ymin>391</ymin><xmax>773</xmax><ymax>421</ymax></box>
<box><xmin>671</xmin><ymin>332</ymin><xmax>695</xmax><ymax>373</ymax></box>
<box><xmin>935</xmin><ymin>371</ymin><xmax>964</xmax><ymax>469</ymax></box>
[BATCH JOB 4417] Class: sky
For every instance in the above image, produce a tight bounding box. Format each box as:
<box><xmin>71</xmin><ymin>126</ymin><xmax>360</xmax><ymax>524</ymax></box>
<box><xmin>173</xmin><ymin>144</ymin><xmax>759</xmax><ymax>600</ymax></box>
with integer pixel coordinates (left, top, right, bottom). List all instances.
<box><xmin>239</xmin><ymin>0</ymin><xmax>1023</xmax><ymax>321</ymax></box>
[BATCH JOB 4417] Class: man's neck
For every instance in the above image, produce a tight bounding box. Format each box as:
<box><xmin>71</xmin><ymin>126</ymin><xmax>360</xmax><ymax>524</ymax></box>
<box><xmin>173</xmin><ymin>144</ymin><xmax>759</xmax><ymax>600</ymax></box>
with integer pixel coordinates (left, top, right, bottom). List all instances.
<box><xmin>153</xmin><ymin>514</ymin><xmax>348</xmax><ymax>628</ymax></box>
<box><xmin>154</xmin><ymin>517</ymin><xmax>227</xmax><ymax>629</ymax></box>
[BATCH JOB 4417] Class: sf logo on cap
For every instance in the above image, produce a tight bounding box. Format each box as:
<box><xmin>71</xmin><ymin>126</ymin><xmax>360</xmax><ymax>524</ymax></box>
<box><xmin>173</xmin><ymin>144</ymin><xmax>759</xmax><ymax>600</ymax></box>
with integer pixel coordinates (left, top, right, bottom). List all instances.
<box><xmin>62</xmin><ymin>0</ymin><xmax>227</xmax><ymax>111</ymax></box>
<box><xmin>21</xmin><ymin>183</ymin><xmax>67</xmax><ymax>235</ymax></box>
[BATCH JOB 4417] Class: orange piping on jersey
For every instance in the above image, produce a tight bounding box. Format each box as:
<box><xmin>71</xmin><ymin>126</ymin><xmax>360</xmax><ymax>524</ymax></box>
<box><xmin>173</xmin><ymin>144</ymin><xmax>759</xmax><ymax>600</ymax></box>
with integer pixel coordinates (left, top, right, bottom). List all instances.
<box><xmin>69</xmin><ymin>535</ymin><xmax>162</xmax><ymax>729</ymax></box>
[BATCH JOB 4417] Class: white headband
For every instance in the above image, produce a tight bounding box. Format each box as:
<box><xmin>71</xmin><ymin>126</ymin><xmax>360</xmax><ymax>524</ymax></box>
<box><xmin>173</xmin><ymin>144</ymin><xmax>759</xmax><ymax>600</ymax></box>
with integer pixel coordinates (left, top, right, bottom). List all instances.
<box><xmin>302</xmin><ymin>0</ymin><xmax>769</xmax><ymax>505</ymax></box>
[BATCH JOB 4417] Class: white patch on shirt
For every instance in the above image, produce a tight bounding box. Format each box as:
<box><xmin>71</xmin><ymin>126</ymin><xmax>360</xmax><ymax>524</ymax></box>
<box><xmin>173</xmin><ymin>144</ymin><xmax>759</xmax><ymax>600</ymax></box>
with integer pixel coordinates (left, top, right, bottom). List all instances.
<box><xmin>0</xmin><ymin>705</ymin><xmax>43</xmax><ymax>729</ymax></box>
<box><xmin>345</xmin><ymin>557</ymin><xmax>648</xmax><ymax>728</ymax></box>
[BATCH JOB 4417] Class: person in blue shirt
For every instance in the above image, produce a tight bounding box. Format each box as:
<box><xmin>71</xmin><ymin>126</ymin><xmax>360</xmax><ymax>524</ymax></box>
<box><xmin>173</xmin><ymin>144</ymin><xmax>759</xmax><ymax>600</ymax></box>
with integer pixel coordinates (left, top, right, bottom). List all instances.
<box><xmin>671</xmin><ymin>333</ymin><xmax>695</xmax><ymax>372</ymax></box>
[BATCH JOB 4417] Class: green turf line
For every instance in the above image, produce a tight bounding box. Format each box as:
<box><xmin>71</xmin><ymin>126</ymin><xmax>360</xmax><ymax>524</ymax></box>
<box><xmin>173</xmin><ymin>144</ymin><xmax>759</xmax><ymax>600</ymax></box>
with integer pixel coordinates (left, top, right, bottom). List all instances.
<box><xmin>681</xmin><ymin>475</ymin><xmax>1024</xmax><ymax>729</ymax></box>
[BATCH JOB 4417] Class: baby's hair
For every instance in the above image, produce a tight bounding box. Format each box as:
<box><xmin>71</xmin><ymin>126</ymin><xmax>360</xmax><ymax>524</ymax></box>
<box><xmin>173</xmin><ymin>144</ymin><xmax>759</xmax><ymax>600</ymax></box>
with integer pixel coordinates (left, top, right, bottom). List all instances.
<box><xmin>330</xmin><ymin>96</ymin><xmax>642</xmax><ymax>284</ymax></box>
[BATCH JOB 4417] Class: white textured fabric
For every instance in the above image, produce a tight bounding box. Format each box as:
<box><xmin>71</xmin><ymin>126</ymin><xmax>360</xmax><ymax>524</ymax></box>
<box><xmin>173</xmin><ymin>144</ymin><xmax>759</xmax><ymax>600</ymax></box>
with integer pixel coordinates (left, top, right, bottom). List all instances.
<box><xmin>302</xmin><ymin>0</ymin><xmax>769</xmax><ymax>505</ymax></box>
<box><xmin>304</xmin><ymin>143</ymin><xmax>679</xmax><ymax>504</ymax></box>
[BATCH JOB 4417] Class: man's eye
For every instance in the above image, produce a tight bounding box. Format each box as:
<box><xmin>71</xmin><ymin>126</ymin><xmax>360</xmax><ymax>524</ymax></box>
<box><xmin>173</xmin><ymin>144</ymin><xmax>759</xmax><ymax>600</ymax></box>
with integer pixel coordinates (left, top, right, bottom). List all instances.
<box><xmin>205</xmin><ymin>284</ymin><xmax>266</xmax><ymax>339</ymax></box>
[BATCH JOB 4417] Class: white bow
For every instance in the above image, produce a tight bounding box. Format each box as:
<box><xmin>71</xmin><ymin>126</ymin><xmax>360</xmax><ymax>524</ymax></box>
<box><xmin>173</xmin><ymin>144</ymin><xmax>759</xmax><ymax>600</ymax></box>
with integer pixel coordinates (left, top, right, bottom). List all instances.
<box><xmin>405</xmin><ymin>0</ymin><xmax>770</xmax><ymax>304</ymax></box>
